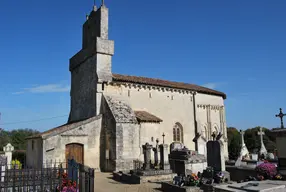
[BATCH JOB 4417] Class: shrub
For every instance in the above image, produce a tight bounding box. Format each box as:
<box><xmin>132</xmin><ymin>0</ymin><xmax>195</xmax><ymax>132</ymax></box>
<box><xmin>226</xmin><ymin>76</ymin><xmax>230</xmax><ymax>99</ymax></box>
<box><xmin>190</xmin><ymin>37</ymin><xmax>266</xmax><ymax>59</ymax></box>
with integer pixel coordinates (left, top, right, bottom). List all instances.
<box><xmin>255</xmin><ymin>163</ymin><xmax>277</xmax><ymax>179</ymax></box>
<box><xmin>11</xmin><ymin>159</ymin><xmax>22</xmax><ymax>169</ymax></box>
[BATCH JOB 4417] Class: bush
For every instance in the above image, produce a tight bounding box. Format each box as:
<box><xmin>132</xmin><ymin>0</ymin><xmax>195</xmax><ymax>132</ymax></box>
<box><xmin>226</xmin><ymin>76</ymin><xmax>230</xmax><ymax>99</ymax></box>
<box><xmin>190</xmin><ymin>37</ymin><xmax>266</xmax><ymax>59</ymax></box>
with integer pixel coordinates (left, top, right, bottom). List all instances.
<box><xmin>11</xmin><ymin>159</ymin><xmax>22</xmax><ymax>169</ymax></box>
<box><xmin>12</xmin><ymin>151</ymin><xmax>26</xmax><ymax>166</ymax></box>
<box><xmin>255</xmin><ymin>163</ymin><xmax>277</xmax><ymax>179</ymax></box>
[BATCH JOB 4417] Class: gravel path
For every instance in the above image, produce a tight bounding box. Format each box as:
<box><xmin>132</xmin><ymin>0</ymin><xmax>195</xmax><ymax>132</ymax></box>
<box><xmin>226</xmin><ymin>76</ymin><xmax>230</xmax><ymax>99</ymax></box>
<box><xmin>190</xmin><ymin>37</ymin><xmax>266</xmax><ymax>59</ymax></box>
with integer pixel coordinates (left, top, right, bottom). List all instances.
<box><xmin>94</xmin><ymin>172</ymin><xmax>161</xmax><ymax>192</ymax></box>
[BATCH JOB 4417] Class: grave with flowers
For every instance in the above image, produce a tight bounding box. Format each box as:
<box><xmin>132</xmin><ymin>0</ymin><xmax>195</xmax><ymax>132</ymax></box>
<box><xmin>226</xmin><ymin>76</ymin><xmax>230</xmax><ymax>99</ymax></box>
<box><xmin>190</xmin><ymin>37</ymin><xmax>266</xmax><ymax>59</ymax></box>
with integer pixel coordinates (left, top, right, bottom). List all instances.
<box><xmin>161</xmin><ymin>138</ymin><xmax>231</xmax><ymax>192</ymax></box>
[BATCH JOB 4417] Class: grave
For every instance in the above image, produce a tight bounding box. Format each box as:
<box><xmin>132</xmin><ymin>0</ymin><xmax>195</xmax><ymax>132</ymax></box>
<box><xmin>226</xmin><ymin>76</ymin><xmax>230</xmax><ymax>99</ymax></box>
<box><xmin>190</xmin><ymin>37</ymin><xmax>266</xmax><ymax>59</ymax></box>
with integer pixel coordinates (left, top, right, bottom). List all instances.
<box><xmin>113</xmin><ymin>141</ymin><xmax>176</xmax><ymax>184</ymax></box>
<box><xmin>214</xmin><ymin>180</ymin><xmax>286</xmax><ymax>192</ymax></box>
<box><xmin>169</xmin><ymin>142</ymin><xmax>207</xmax><ymax>176</ymax></box>
<box><xmin>162</xmin><ymin>132</ymin><xmax>231</xmax><ymax>192</ymax></box>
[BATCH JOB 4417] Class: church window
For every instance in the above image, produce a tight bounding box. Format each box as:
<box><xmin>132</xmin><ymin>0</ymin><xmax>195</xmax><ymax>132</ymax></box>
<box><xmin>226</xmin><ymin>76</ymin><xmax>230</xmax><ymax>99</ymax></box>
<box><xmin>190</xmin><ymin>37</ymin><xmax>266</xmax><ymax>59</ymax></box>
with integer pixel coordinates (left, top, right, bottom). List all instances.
<box><xmin>173</xmin><ymin>123</ymin><xmax>184</xmax><ymax>143</ymax></box>
<box><xmin>171</xmin><ymin>95</ymin><xmax>174</xmax><ymax>100</ymax></box>
<box><xmin>128</xmin><ymin>90</ymin><xmax>130</xmax><ymax>97</ymax></box>
<box><xmin>151</xmin><ymin>137</ymin><xmax>154</xmax><ymax>142</ymax></box>
<box><xmin>149</xmin><ymin>92</ymin><xmax>152</xmax><ymax>98</ymax></box>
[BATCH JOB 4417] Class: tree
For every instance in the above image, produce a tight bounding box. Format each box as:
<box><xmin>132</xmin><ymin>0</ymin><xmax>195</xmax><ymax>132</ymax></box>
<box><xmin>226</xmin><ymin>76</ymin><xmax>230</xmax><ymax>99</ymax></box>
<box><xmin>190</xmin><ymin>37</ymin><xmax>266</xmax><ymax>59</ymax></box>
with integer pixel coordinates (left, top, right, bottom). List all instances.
<box><xmin>227</xmin><ymin>127</ymin><xmax>241</xmax><ymax>160</ymax></box>
<box><xmin>244</xmin><ymin>127</ymin><xmax>276</xmax><ymax>153</ymax></box>
<box><xmin>0</xmin><ymin>129</ymin><xmax>39</xmax><ymax>150</ymax></box>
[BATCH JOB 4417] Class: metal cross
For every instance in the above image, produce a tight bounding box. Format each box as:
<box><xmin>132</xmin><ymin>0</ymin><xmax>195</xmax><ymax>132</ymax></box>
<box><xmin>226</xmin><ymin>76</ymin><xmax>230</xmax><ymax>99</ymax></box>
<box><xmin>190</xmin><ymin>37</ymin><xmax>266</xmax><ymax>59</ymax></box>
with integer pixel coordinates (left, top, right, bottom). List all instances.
<box><xmin>275</xmin><ymin>108</ymin><xmax>286</xmax><ymax>129</ymax></box>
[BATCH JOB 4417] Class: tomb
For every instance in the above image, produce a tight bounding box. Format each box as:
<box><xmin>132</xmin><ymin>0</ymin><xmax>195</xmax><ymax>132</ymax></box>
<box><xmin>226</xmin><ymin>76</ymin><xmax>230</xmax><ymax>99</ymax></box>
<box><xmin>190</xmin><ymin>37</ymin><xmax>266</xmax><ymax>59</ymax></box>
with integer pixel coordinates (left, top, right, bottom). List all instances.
<box><xmin>214</xmin><ymin>180</ymin><xmax>286</xmax><ymax>192</ymax></box>
<box><xmin>169</xmin><ymin>142</ymin><xmax>207</xmax><ymax>176</ymax></box>
<box><xmin>113</xmin><ymin>142</ymin><xmax>176</xmax><ymax>184</ymax></box>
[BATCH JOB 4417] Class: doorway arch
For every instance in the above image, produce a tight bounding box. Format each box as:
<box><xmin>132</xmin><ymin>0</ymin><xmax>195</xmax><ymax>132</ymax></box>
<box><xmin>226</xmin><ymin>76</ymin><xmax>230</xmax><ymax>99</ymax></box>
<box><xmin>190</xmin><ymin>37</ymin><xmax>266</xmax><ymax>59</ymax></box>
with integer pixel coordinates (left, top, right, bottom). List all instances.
<box><xmin>65</xmin><ymin>143</ymin><xmax>84</xmax><ymax>164</ymax></box>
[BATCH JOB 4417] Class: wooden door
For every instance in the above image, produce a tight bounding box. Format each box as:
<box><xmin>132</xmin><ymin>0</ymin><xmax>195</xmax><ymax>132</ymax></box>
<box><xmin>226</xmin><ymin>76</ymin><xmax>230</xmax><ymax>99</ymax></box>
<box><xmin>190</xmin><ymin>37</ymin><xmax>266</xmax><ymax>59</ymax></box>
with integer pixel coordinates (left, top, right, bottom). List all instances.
<box><xmin>65</xmin><ymin>143</ymin><xmax>84</xmax><ymax>164</ymax></box>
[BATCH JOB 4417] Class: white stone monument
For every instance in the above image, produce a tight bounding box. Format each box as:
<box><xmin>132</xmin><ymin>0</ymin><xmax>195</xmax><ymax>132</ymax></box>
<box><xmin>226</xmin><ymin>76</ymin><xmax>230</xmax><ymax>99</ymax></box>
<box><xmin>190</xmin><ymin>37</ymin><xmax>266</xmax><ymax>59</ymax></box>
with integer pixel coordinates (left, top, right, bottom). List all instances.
<box><xmin>235</xmin><ymin>130</ymin><xmax>249</xmax><ymax>167</ymax></box>
<box><xmin>257</xmin><ymin>127</ymin><xmax>267</xmax><ymax>157</ymax></box>
<box><xmin>3</xmin><ymin>143</ymin><xmax>14</xmax><ymax>169</ymax></box>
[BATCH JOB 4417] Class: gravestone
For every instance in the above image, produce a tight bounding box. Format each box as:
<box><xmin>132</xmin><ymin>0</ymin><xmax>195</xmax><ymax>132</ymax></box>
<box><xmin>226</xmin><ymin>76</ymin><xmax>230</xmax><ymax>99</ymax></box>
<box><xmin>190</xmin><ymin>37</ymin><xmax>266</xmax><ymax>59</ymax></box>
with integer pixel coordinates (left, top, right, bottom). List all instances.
<box><xmin>170</xmin><ymin>142</ymin><xmax>184</xmax><ymax>153</ymax></box>
<box><xmin>153</xmin><ymin>139</ymin><xmax>160</xmax><ymax>167</ymax></box>
<box><xmin>3</xmin><ymin>143</ymin><xmax>14</xmax><ymax>169</ymax></box>
<box><xmin>159</xmin><ymin>144</ymin><xmax>170</xmax><ymax>170</ymax></box>
<box><xmin>142</xmin><ymin>143</ymin><xmax>152</xmax><ymax>170</ymax></box>
<box><xmin>207</xmin><ymin>140</ymin><xmax>225</xmax><ymax>172</ymax></box>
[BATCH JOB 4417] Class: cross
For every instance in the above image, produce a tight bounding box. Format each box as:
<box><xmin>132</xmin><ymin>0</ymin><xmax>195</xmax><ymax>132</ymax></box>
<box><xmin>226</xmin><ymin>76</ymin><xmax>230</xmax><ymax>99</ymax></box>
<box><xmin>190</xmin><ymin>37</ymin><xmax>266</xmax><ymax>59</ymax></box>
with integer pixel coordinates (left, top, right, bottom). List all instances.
<box><xmin>275</xmin><ymin>108</ymin><xmax>286</xmax><ymax>129</ymax></box>
<box><xmin>162</xmin><ymin>133</ymin><xmax>165</xmax><ymax>144</ymax></box>
<box><xmin>211</xmin><ymin>132</ymin><xmax>216</xmax><ymax>141</ymax></box>
<box><xmin>257</xmin><ymin>127</ymin><xmax>265</xmax><ymax>145</ymax></box>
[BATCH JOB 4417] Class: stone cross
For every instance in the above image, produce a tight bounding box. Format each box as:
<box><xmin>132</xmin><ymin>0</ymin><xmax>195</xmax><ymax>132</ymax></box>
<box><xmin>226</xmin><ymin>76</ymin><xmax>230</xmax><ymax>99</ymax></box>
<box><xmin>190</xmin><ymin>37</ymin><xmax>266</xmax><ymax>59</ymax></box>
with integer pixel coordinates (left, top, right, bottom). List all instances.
<box><xmin>142</xmin><ymin>143</ymin><xmax>152</xmax><ymax>170</ymax></box>
<box><xmin>211</xmin><ymin>132</ymin><xmax>216</xmax><ymax>141</ymax></box>
<box><xmin>257</xmin><ymin>127</ymin><xmax>267</xmax><ymax>156</ymax></box>
<box><xmin>275</xmin><ymin>108</ymin><xmax>286</xmax><ymax>129</ymax></box>
<box><xmin>162</xmin><ymin>133</ymin><xmax>165</xmax><ymax>144</ymax></box>
<box><xmin>240</xmin><ymin>130</ymin><xmax>246</xmax><ymax>146</ymax></box>
<box><xmin>239</xmin><ymin>130</ymin><xmax>249</xmax><ymax>157</ymax></box>
<box><xmin>153</xmin><ymin>139</ymin><xmax>160</xmax><ymax>167</ymax></box>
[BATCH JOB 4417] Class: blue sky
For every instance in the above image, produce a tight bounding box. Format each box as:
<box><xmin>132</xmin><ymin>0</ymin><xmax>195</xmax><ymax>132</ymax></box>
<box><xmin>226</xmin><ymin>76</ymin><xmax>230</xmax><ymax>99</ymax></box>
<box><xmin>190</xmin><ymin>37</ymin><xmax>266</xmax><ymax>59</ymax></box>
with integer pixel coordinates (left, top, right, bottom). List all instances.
<box><xmin>0</xmin><ymin>0</ymin><xmax>285</xmax><ymax>132</ymax></box>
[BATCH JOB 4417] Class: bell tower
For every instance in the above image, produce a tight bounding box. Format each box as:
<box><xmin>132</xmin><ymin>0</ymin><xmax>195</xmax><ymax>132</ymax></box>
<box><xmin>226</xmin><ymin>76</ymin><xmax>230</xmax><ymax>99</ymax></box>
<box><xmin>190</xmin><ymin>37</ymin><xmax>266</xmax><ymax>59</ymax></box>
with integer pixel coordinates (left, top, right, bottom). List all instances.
<box><xmin>68</xmin><ymin>2</ymin><xmax>114</xmax><ymax>122</ymax></box>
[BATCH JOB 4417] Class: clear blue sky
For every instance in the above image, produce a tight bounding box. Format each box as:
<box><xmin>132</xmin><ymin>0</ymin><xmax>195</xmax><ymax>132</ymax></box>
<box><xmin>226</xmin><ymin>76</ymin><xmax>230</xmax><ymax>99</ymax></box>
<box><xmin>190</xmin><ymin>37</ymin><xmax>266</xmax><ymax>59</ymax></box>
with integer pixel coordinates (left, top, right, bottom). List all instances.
<box><xmin>0</xmin><ymin>0</ymin><xmax>285</xmax><ymax>132</ymax></box>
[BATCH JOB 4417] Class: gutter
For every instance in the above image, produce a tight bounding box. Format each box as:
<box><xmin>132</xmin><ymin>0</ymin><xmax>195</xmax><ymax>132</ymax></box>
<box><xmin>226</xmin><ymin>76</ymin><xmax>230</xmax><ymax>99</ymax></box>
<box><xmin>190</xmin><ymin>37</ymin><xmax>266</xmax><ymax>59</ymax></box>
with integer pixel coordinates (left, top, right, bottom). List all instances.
<box><xmin>192</xmin><ymin>92</ymin><xmax>198</xmax><ymax>151</ymax></box>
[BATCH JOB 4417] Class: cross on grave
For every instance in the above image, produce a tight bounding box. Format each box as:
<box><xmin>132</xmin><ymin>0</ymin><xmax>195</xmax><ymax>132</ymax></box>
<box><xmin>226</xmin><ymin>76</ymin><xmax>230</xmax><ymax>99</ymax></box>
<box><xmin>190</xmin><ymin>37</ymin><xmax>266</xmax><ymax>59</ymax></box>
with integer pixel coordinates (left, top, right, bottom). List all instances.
<box><xmin>257</xmin><ymin>127</ymin><xmax>265</xmax><ymax>144</ymax></box>
<box><xmin>275</xmin><ymin>108</ymin><xmax>286</xmax><ymax>129</ymax></box>
<box><xmin>257</xmin><ymin>127</ymin><xmax>267</xmax><ymax>156</ymax></box>
<box><xmin>240</xmin><ymin>130</ymin><xmax>246</xmax><ymax>146</ymax></box>
<box><xmin>162</xmin><ymin>133</ymin><xmax>165</xmax><ymax>144</ymax></box>
<box><xmin>211</xmin><ymin>132</ymin><xmax>216</xmax><ymax>141</ymax></box>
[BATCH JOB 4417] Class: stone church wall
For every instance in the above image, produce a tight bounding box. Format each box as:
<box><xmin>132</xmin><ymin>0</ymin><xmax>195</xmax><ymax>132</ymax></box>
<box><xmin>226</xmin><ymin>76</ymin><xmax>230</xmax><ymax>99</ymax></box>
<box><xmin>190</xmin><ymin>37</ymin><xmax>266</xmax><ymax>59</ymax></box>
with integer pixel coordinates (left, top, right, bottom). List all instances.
<box><xmin>69</xmin><ymin>55</ymin><xmax>97</xmax><ymax>122</ymax></box>
<box><xmin>104</xmin><ymin>83</ymin><xmax>196</xmax><ymax>150</ymax></box>
<box><xmin>103</xmin><ymin>83</ymin><xmax>228</xmax><ymax>159</ymax></box>
<box><xmin>42</xmin><ymin>115</ymin><xmax>102</xmax><ymax>171</ymax></box>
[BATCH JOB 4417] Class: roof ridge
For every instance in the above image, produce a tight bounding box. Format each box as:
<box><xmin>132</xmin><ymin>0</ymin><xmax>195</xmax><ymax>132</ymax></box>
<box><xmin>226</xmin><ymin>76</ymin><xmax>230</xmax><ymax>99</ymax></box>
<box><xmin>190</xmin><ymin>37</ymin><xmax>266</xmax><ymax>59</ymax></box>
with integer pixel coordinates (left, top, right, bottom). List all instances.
<box><xmin>112</xmin><ymin>73</ymin><xmax>226</xmax><ymax>99</ymax></box>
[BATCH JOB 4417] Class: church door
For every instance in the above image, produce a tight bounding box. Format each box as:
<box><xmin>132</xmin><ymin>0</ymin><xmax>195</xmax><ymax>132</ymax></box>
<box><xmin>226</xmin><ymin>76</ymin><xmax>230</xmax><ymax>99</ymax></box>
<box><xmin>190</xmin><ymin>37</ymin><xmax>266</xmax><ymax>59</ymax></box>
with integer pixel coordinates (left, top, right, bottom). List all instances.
<box><xmin>65</xmin><ymin>143</ymin><xmax>84</xmax><ymax>164</ymax></box>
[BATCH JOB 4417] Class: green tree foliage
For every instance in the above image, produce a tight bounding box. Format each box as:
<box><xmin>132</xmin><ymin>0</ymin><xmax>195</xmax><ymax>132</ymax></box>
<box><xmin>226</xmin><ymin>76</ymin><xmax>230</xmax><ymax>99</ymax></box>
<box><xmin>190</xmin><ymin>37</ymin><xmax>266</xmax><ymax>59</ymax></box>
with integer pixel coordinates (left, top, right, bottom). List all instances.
<box><xmin>0</xmin><ymin>129</ymin><xmax>39</xmax><ymax>150</ymax></box>
<box><xmin>227</xmin><ymin>127</ymin><xmax>241</xmax><ymax>160</ymax></box>
<box><xmin>244</xmin><ymin>127</ymin><xmax>276</xmax><ymax>153</ymax></box>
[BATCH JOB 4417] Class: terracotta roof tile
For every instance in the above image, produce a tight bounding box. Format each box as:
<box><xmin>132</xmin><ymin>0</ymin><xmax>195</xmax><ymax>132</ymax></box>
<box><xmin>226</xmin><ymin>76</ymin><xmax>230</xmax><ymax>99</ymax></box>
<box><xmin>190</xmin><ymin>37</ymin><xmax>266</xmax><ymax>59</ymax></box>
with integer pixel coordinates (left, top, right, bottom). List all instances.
<box><xmin>112</xmin><ymin>74</ymin><xmax>226</xmax><ymax>99</ymax></box>
<box><xmin>134</xmin><ymin>111</ymin><xmax>162</xmax><ymax>123</ymax></box>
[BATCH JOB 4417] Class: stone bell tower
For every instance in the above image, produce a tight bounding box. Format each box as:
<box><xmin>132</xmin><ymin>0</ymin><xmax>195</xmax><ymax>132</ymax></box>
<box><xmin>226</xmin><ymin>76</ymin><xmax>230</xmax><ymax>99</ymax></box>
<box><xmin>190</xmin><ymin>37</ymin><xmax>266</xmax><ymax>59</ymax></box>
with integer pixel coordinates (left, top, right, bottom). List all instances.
<box><xmin>68</xmin><ymin>3</ymin><xmax>114</xmax><ymax>123</ymax></box>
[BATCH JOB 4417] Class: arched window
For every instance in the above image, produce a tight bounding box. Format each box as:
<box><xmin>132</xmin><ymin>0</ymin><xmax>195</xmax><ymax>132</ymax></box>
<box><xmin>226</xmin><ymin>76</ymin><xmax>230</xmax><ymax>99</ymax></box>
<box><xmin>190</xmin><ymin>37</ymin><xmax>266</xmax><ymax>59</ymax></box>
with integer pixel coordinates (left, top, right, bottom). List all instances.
<box><xmin>173</xmin><ymin>123</ymin><xmax>184</xmax><ymax>143</ymax></box>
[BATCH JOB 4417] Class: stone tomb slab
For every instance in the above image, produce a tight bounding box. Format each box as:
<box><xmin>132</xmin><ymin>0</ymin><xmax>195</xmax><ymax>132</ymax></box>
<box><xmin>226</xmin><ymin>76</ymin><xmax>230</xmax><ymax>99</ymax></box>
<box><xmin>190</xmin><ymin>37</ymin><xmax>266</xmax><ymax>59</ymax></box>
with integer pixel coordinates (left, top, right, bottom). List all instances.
<box><xmin>214</xmin><ymin>181</ymin><xmax>286</xmax><ymax>192</ymax></box>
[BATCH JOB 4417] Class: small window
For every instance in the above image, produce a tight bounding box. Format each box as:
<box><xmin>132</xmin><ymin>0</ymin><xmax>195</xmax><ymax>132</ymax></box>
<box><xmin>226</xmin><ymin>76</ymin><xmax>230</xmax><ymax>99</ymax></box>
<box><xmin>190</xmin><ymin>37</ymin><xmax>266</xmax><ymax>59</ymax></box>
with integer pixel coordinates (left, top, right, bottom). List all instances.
<box><xmin>128</xmin><ymin>90</ymin><xmax>130</xmax><ymax>97</ymax></box>
<box><xmin>151</xmin><ymin>137</ymin><xmax>154</xmax><ymax>142</ymax></box>
<box><xmin>149</xmin><ymin>92</ymin><xmax>152</xmax><ymax>98</ymax></box>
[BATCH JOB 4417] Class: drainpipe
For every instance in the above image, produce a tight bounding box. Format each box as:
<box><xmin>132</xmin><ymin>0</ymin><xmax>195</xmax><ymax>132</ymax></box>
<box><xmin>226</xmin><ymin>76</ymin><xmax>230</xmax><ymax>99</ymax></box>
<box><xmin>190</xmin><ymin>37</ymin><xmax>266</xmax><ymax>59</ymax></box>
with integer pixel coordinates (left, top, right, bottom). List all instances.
<box><xmin>192</xmin><ymin>92</ymin><xmax>198</xmax><ymax>151</ymax></box>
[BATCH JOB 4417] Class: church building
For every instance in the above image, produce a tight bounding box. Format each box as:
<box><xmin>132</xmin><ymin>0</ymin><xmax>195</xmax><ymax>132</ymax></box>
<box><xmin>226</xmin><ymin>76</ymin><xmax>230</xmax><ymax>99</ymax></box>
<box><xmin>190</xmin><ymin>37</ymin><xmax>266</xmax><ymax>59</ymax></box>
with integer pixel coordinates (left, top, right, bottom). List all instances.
<box><xmin>26</xmin><ymin>3</ymin><xmax>228</xmax><ymax>172</ymax></box>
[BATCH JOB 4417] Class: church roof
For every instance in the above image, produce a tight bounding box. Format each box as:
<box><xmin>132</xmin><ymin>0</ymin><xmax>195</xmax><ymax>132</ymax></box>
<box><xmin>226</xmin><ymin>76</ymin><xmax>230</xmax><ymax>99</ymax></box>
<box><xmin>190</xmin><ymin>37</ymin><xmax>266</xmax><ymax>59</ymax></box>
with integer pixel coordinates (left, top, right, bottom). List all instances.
<box><xmin>26</xmin><ymin>115</ymin><xmax>102</xmax><ymax>139</ymax></box>
<box><xmin>134</xmin><ymin>111</ymin><xmax>162</xmax><ymax>123</ymax></box>
<box><xmin>112</xmin><ymin>74</ymin><xmax>226</xmax><ymax>99</ymax></box>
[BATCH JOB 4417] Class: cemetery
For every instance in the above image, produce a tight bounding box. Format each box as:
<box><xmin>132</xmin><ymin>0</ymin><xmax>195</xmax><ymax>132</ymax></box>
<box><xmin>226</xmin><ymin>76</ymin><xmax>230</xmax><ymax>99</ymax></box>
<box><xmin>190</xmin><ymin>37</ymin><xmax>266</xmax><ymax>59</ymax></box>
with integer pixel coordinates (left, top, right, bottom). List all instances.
<box><xmin>110</xmin><ymin>108</ymin><xmax>286</xmax><ymax>192</ymax></box>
